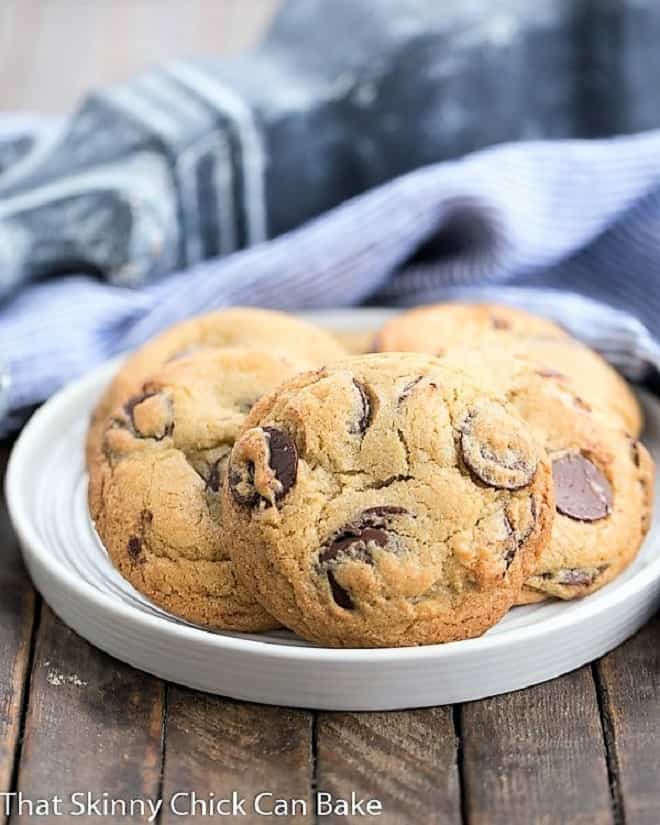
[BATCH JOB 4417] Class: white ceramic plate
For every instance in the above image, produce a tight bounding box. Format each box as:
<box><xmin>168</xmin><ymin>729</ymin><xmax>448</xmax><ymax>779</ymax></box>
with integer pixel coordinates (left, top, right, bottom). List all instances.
<box><xmin>6</xmin><ymin>309</ymin><xmax>660</xmax><ymax>710</ymax></box>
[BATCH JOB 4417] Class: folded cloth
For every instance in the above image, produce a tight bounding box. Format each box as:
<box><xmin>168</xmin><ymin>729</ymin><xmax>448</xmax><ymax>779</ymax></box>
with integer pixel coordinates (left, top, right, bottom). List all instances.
<box><xmin>2</xmin><ymin>112</ymin><xmax>660</xmax><ymax>435</ymax></box>
<box><xmin>6</xmin><ymin>0</ymin><xmax>655</xmax><ymax>298</ymax></box>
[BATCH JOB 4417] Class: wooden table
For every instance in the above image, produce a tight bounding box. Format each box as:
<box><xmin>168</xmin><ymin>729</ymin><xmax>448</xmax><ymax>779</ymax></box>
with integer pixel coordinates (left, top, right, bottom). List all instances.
<box><xmin>0</xmin><ymin>439</ymin><xmax>658</xmax><ymax>824</ymax></box>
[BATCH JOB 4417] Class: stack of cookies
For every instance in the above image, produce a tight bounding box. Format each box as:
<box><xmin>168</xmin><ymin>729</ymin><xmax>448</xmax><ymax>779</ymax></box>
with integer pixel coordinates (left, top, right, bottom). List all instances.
<box><xmin>87</xmin><ymin>304</ymin><xmax>654</xmax><ymax>648</ymax></box>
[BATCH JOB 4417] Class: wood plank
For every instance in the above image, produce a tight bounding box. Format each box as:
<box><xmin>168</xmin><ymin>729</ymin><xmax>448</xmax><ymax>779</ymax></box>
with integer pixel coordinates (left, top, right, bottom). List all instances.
<box><xmin>160</xmin><ymin>688</ymin><xmax>313</xmax><ymax>824</ymax></box>
<box><xmin>460</xmin><ymin>666</ymin><xmax>614</xmax><ymax>825</ymax></box>
<box><xmin>595</xmin><ymin>613</ymin><xmax>660</xmax><ymax>825</ymax></box>
<box><xmin>10</xmin><ymin>606</ymin><xmax>164</xmax><ymax>825</ymax></box>
<box><xmin>0</xmin><ymin>447</ymin><xmax>37</xmax><ymax>825</ymax></box>
<box><xmin>316</xmin><ymin>708</ymin><xmax>461</xmax><ymax>825</ymax></box>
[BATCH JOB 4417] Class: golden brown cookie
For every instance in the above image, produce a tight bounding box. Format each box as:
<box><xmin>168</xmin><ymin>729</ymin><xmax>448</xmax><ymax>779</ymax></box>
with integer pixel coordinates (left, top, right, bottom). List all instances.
<box><xmin>438</xmin><ymin>348</ymin><xmax>654</xmax><ymax>603</ymax></box>
<box><xmin>374</xmin><ymin>302</ymin><xmax>568</xmax><ymax>353</ymax></box>
<box><xmin>375</xmin><ymin>302</ymin><xmax>642</xmax><ymax>436</ymax></box>
<box><xmin>86</xmin><ymin>307</ymin><xmax>347</xmax><ymax>466</ymax></box>
<box><xmin>89</xmin><ymin>347</ymin><xmax>305</xmax><ymax>630</ymax></box>
<box><xmin>332</xmin><ymin>329</ymin><xmax>376</xmax><ymax>355</ymax></box>
<box><xmin>223</xmin><ymin>353</ymin><xmax>553</xmax><ymax>648</ymax></box>
<box><xmin>516</xmin><ymin>334</ymin><xmax>643</xmax><ymax>437</ymax></box>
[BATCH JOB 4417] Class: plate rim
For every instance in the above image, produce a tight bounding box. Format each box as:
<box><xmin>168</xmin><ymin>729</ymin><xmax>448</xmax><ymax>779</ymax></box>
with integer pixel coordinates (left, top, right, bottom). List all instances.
<box><xmin>6</xmin><ymin>308</ymin><xmax>660</xmax><ymax>665</ymax></box>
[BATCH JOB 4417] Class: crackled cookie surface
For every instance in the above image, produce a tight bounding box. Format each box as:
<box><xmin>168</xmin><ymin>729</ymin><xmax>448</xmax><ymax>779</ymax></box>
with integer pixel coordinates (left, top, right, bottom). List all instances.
<box><xmin>86</xmin><ymin>307</ymin><xmax>347</xmax><ymax>465</ymax></box>
<box><xmin>90</xmin><ymin>348</ymin><xmax>303</xmax><ymax>630</ymax></box>
<box><xmin>375</xmin><ymin>302</ymin><xmax>642</xmax><ymax>435</ymax></box>
<box><xmin>516</xmin><ymin>335</ymin><xmax>643</xmax><ymax>437</ymax></box>
<box><xmin>223</xmin><ymin>353</ymin><xmax>553</xmax><ymax>647</ymax></box>
<box><xmin>439</xmin><ymin>349</ymin><xmax>654</xmax><ymax>602</ymax></box>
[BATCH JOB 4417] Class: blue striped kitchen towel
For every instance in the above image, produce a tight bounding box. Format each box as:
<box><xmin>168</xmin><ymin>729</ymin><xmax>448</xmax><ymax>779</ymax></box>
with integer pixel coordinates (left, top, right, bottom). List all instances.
<box><xmin>1</xmin><ymin>113</ymin><xmax>660</xmax><ymax>433</ymax></box>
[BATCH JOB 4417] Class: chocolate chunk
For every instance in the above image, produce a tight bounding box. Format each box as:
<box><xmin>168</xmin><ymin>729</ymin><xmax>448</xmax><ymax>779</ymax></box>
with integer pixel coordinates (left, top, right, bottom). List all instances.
<box><xmin>319</xmin><ymin>526</ymin><xmax>387</xmax><ymax>565</ymax></box>
<box><xmin>229</xmin><ymin>462</ymin><xmax>257</xmax><ymax>506</ymax></box>
<box><xmin>476</xmin><ymin>509</ymin><xmax>518</xmax><ymax>576</ymax></box>
<box><xmin>558</xmin><ymin>568</ymin><xmax>601</xmax><ymax>586</ymax></box>
<box><xmin>264</xmin><ymin>427</ymin><xmax>298</xmax><ymax>497</ymax></box>
<box><xmin>319</xmin><ymin>507</ymin><xmax>409</xmax><ymax>565</ymax></box>
<box><xmin>320</xmin><ymin>505</ymin><xmax>410</xmax><ymax>610</ymax></box>
<box><xmin>127</xmin><ymin>536</ymin><xmax>142</xmax><ymax>560</ymax></box>
<box><xmin>542</xmin><ymin>566</ymin><xmax>607</xmax><ymax>586</ymax></box>
<box><xmin>630</xmin><ymin>439</ymin><xmax>642</xmax><ymax>468</ymax></box>
<box><xmin>327</xmin><ymin>570</ymin><xmax>354</xmax><ymax>609</ymax></box>
<box><xmin>205</xmin><ymin>459</ymin><xmax>223</xmax><ymax>493</ymax></box>
<box><xmin>351</xmin><ymin>379</ymin><xmax>372</xmax><ymax>434</ymax></box>
<box><xmin>362</xmin><ymin>505</ymin><xmax>409</xmax><ymax>518</ymax></box>
<box><xmin>127</xmin><ymin>511</ymin><xmax>152</xmax><ymax>561</ymax></box>
<box><xmin>573</xmin><ymin>396</ymin><xmax>592</xmax><ymax>413</ymax></box>
<box><xmin>552</xmin><ymin>453</ymin><xmax>613</xmax><ymax>521</ymax></box>
<box><xmin>491</xmin><ymin>316</ymin><xmax>511</xmax><ymax>330</ymax></box>
<box><xmin>398</xmin><ymin>376</ymin><xmax>423</xmax><ymax>404</ymax></box>
<box><xmin>512</xmin><ymin>495</ymin><xmax>538</xmax><ymax>546</ymax></box>
<box><xmin>536</xmin><ymin>368</ymin><xmax>568</xmax><ymax>380</ymax></box>
<box><xmin>229</xmin><ymin>426</ymin><xmax>298</xmax><ymax>507</ymax></box>
<box><xmin>502</xmin><ymin>514</ymin><xmax>516</xmax><ymax>569</ymax></box>
<box><xmin>460</xmin><ymin>403</ymin><xmax>537</xmax><ymax>490</ymax></box>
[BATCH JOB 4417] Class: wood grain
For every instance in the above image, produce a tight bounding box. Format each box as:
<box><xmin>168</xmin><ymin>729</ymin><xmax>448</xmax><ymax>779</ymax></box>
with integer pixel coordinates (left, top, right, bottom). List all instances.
<box><xmin>460</xmin><ymin>667</ymin><xmax>614</xmax><ymax>825</ymax></box>
<box><xmin>160</xmin><ymin>688</ymin><xmax>313</xmax><ymax>824</ymax></box>
<box><xmin>0</xmin><ymin>448</ymin><xmax>37</xmax><ymax>825</ymax></box>
<box><xmin>11</xmin><ymin>606</ymin><xmax>164</xmax><ymax>825</ymax></box>
<box><xmin>0</xmin><ymin>0</ymin><xmax>280</xmax><ymax>113</ymax></box>
<box><xmin>595</xmin><ymin>614</ymin><xmax>660</xmax><ymax>825</ymax></box>
<box><xmin>316</xmin><ymin>708</ymin><xmax>461</xmax><ymax>825</ymax></box>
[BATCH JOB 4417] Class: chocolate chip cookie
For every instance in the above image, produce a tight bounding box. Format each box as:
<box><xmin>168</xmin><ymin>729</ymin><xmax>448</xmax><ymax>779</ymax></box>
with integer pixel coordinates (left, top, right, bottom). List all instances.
<box><xmin>374</xmin><ymin>302</ymin><xmax>568</xmax><ymax>354</ymax></box>
<box><xmin>223</xmin><ymin>353</ymin><xmax>553</xmax><ymax>647</ymax></box>
<box><xmin>439</xmin><ymin>348</ymin><xmax>654</xmax><ymax>602</ymax></box>
<box><xmin>89</xmin><ymin>347</ymin><xmax>304</xmax><ymax>630</ymax></box>
<box><xmin>86</xmin><ymin>307</ymin><xmax>347</xmax><ymax>466</ymax></box>
<box><xmin>375</xmin><ymin>302</ymin><xmax>643</xmax><ymax>436</ymax></box>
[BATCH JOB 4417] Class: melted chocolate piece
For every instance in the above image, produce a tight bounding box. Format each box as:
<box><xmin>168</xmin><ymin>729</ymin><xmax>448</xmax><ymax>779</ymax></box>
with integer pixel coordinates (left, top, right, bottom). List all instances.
<box><xmin>351</xmin><ymin>379</ymin><xmax>372</xmax><ymax>434</ymax></box>
<box><xmin>541</xmin><ymin>566</ymin><xmax>607</xmax><ymax>587</ymax></box>
<box><xmin>205</xmin><ymin>459</ymin><xmax>223</xmax><ymax>493</ymax></box>
<box><xmin>502</xmin><ymin>514</ymin><xmax>516</xmax><ymax>570</ymax></box>
<box><xmin>362</xmin><ymin>505</ymin><xmax>409</xmax><ymax>518</ymax></box>
<box><xmin>127</xmin><ymin>536</ymin><xmax>142</xmax><ymax>560</ymax></box>
<box><xmin>558</xmin><ymin>568</ymin><xmax>601</xmax><ymax>586</ymax></box>
<box><xmin>229</xmin><ymin>462</ymin><xmax>256</xmax><ymax>506</ymax></box>
<box><xmin>398</xmin><ymin>376</ymin><xmax>423</xmax><ymax>404</ymax></box>
<box><xmin>229</xmin><ymin>426</ymin><xmax>298</xmax><ymax>507</ymax></box>
<box><xmin>327</xmin><ymin>570</ymin><xmax>354</xmax><ymax>609</ymax></box>
<box><xmin>460</xmin><ymin>405</ymin><xmax>537</xmax><ymax>490</ymax></box>
<box><xmin>264</xmin><ymin>427</ymin><xmax>298</xmax><ymax>498</ymax></box>
<box><xmin>573</xmin><ymin>396</ymin><xmax>592</xmax><ymax>413</ymax></box>
<box><xmin>552</xmin><ymin>453</ymin><xmax>613</xmax><ymax>522</ymax></box>
<box><xmin>319</xmin><ymin>525</ymin><xmax>388</xmax><ymax>565</ymax></box>
<box><xmin>319</xmin><ymin>506</ymin><xmax>410</xmax><ymax>608</ymax></box>
<box><xmin>126</xmin><ymin>509</ymin><xmax>152</xmax><ymax>561</ymax></box>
